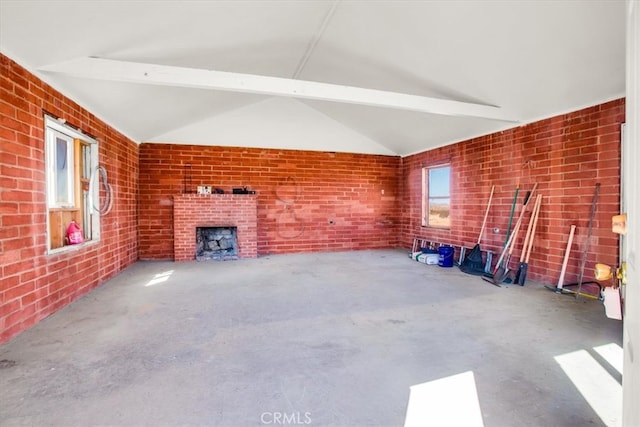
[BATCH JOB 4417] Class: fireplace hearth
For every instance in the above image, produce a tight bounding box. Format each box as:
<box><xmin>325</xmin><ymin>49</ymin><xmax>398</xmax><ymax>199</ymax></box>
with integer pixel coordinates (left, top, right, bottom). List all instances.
<box><xmin>196</xmin><ymin>227</ymin><xmax>238</xmax><ymax>260</ymax></box>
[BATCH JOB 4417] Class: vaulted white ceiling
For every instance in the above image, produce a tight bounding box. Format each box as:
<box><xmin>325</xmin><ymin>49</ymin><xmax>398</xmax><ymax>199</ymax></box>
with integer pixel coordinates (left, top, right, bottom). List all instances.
<box><xmin>0</xmin><ymin>0</ymin><xmax>626</xmax><ymax>156</ymax></box>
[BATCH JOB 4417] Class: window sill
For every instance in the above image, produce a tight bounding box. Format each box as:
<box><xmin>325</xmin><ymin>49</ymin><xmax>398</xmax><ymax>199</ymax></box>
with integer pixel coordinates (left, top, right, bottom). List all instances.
<box><xmin>49</xmin><ymin>207</ymin><xmax>78</xmax><ymax>212</ymax></box>
<box><xmin>421</xmin><ymin>225</ymin><xmax>451</xmax><ymax>230</ymax></box>
<box><xmin>47</xmin><ymin>239</ymin><xmax>99</xmax><ymax>256</ymax></box>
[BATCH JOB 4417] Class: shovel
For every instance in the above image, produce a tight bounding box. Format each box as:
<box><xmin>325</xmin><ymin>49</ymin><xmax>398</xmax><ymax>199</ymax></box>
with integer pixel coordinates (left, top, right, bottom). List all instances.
<box><xmin>506</xmin><ymin>193</ymin><xmax>536</xmax><ymax>284</ymax></box>
<box><xmin>483</xmin><ymin>211</ymin><xmax>524</xmax><ymax>286</ymax></box>
<box><xmin>515</xmin><ymin>195</ymin><xmax>542</xmax><ymax>286</ymax></box>
<box><xmin>489</xmin><ymin>217</ymin><xmax>522</xmax><ymax>284</ymax></box>
<box><xmin>500</xmin><ymin>185</ymin><xmax>519</xmax><ymax>269</ymax></box>
<box><xmin>483</xmin><ymin>183</ymin><xmax>537</xmax><ymax>286</ymax></box>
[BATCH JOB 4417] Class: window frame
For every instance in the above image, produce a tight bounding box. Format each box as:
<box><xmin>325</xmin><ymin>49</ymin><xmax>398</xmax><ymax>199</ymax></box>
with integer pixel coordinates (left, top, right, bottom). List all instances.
<box><xmin>46</xmin><ymin>128</ymin><xmax>75</xmax><ymax>208</ymax></box>
<box><xmin>44</xmin><ymin>115</ymin><xmax>100</xmax><ymax>253</ymax></box>
<box><xmin>421</xmin><ymin>164</ymin><xmax>451</xmax><ymax>229</ymax></box>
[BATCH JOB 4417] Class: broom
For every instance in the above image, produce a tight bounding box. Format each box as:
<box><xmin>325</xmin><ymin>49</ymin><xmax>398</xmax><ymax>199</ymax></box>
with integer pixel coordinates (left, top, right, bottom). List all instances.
<box><xmin>460</xmin><ymin>185</ymin><xmax>494</xmax><ymax>275</ymax></box>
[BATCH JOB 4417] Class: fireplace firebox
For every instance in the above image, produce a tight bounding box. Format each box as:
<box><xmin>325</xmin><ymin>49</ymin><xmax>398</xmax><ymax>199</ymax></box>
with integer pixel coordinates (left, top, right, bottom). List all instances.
<box><xmin>196</xmin><ymin>227</ymin><xmax>238</xmax><ymax>260</ymax></box>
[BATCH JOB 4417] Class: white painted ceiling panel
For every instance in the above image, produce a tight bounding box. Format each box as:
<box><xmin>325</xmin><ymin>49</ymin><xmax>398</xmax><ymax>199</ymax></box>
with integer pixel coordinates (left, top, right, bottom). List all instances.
<box><xmin>301</xmin><ymin>100</ymin><xmax>503</xmax><ymax>156</ymax></box>
<box><xmin>46</xmin><ymin>75</ymin><xmax>267</xmax><ymax>142</ymax></box>
<box><xmin>150</xmin><ymin>97</ymin><xmax>397</xmax><ymax>155</ymax></box>
<box><xmin>0</xmin><ymin>0</ymin><xmax>626</xmax><ymax>156</ymax></box>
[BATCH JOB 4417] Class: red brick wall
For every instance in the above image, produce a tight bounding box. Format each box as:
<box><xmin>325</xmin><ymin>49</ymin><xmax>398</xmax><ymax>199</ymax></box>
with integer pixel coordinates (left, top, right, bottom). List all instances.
<box><xmin>401</xmin><ymin>99</ymin><xmax>625</xmax><ymax>285</ymax></box>
<box><xmin>0</xmin><ymin>54</ymin><xmax>139</xmax><ymax>344</ymax></box>
<box><xmin>139</xmin><ymin>145</ymin><xmax>401</xmax><ymax>258</ymax></box>
<box><xmin>0</xmin><ymin>49</ymin><xmax>623</xmax><ymax>343</ymax></box>
<box><xmin>173</xmin><ymin>194</ymin><xmax>258</xmax><ymax>260</ymax></box>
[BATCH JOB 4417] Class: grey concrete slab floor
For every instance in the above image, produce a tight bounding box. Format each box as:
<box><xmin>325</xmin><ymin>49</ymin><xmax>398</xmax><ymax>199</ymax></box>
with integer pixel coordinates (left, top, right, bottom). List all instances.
<box><xmin>0</xmin><ymin>250</ymin><xmax>622</xmax><ymax>426</ymax></box>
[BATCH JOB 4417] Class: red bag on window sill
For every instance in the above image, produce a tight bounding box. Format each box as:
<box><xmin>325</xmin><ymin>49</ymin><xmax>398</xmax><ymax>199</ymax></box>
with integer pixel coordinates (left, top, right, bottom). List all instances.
<box><xmin>66</xmin><ymin>220</ymin><xmax>84</xmax><ymax>245</ymax></box>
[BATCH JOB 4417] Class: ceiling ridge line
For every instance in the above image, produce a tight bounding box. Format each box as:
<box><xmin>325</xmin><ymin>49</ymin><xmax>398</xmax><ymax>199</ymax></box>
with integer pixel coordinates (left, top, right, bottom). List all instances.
<box><xmin>291</xmin><ymin>0</ymin><xmax>340</xmax><ymax>79</ymax></box>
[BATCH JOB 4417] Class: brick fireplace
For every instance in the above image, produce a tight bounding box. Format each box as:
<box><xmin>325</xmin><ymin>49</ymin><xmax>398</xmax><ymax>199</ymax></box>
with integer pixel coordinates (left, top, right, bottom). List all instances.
<box><xmin>173</xmin><ymin>194</ymin><xmax>258</xmax><ymax>261</ymax></box>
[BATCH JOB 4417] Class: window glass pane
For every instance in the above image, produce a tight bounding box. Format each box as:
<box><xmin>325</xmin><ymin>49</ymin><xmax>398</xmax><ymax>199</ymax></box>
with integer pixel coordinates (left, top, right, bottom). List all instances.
<box><xmin>429</xmin><ymin>197</ymin><xmax>450</xmax><ymax>227</ymax></box>
<box><xmin>425</xmin><ymin>165</ymin><xmax>451</xmax><ymax>228</ymax></box>
<box><xmin>55</xmin><ymin>137</ymin><xmax>69</xmax><ymax>203</ymax></box>
<box><xmin>428</xmin><ymin>167</ymin><xmax>450</xmax><ymax>197</ymax></box>
<box><xmin>82</xmin><ymin>143</ymin><xmax>91</xmax><ymax>179</ymax></box>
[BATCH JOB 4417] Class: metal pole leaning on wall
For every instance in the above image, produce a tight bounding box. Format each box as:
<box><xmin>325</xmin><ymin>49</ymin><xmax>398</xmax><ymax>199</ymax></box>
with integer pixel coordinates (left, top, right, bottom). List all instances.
<box><xmin>575</xmin><ymin>183</ymin><xmax>600</xmax><ymax>299</ymax></box>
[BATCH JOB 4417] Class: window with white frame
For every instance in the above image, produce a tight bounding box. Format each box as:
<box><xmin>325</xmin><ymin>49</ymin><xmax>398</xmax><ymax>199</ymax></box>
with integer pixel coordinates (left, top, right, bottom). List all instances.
<box><xmin>48</xmin><ymin>128</ymin><xmax>75</xmax><ymax>207</ymax></box>
<box><xmin>422</xmin><ymin>164</ymin><xmax>451</xmax><ymax>228</ymax></box>
<box><xmin>45</xmin><ymin>115</ymin><xmax>100</xmax><ymax>251</ymax></box>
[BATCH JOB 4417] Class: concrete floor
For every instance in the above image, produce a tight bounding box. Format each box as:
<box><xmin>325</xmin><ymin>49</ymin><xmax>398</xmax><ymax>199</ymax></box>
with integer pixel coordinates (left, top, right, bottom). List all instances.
<box><xmin>0</xmin><ymin>250</ymin><xmax>622</xmax><ymax>426</ymax></box>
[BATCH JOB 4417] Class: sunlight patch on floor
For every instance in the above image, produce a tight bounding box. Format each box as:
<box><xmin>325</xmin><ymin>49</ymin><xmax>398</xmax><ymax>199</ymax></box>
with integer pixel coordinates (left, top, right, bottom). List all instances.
<box><xmin>555</xmin><ymin>346</ymin><xmax>622</xmax><ymax>427</ymax></box>
<box><xmin>593</xmin><ymin>343</ymin><xmax>624</xmax><ymax>375</ymax></box>
<box><xmin>145</xmin><ymin>270</ymin><xmax>175</xmax><ymax>287</ymax></box>
<box><xmin>404</xmin><ymin>371</ymin><xmax>484</xmax><ymax>427</ymax></box>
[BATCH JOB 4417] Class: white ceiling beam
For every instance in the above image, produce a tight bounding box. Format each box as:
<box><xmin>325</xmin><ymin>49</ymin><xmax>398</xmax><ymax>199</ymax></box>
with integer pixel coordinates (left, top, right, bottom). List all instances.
<box><xmin>40</xmin><ymin>57</ymin><xmax>519</xmax><ymax>122</ymax></box>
